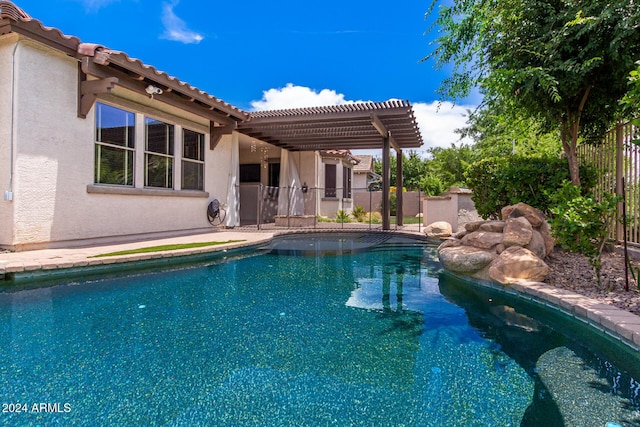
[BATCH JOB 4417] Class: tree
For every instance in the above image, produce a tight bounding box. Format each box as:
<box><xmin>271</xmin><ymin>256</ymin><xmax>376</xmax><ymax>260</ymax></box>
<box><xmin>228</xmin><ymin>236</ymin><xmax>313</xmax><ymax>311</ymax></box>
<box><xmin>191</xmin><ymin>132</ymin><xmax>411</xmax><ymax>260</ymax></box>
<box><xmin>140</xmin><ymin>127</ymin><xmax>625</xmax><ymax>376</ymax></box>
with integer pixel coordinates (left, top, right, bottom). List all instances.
<box><xmin>373</xmin><ymin>150</ymin><xmax>427</xmax><ymax>191</ymax></box>
<box><xmin>458</xmin><ymin>101</ymin><xmax>562</xmax><ymax>159</ymax></box>
<box><xmin>621</xmin><ymin>61</ymin><xmax>640</xmax><ymax>119</ymax></box>
<box><xmin>425</xmin><ymin>0</ymin><xmax>640</xmax><ymax>185</ymax></box>
<box><xmin>402</xmin><ymin>151</ymin><xmax>429</xmax><ymax>190</ymax></box>
<box><xmin>426</xmin><ymin>143</ymin><xmax>474</xmax><ymax>187</ymax></box>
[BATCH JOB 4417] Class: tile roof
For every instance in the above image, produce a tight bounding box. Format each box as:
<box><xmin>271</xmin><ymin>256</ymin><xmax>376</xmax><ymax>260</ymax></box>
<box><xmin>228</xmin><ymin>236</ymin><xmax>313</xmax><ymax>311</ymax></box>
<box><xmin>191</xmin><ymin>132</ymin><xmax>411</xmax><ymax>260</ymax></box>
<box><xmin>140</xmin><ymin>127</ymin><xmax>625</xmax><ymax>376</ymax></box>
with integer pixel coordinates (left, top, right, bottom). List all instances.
<box><xmin>319</xmin><ymin>149</ymin><xmax>360</xmax><ymax>164</ymax></box>
<box><xmin>353</xmin><ymin>155</ymin><xmax>374</xmax><ymax>172</ymax></box>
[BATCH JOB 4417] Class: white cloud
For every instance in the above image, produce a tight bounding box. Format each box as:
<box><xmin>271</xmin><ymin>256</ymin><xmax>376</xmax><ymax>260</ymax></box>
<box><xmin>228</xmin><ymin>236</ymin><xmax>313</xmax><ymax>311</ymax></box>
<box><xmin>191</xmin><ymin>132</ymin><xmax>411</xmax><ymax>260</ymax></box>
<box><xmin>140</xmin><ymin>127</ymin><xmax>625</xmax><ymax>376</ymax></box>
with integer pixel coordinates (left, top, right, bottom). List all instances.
<box><xmin>161</xmin><ymin>1</ymin><xmax>204</xmax><ymax>44</ymax></box>
<box><xmin>250</xmin><ymin>83</ymin><xmax>362</xmax><ymax>111</ymax></box>
<box><xmin>412</xmin><ymin>101</ymin><xmax>474</xmax><ymax>152</ymax></box>
<box><xmin>250</xmin><ymin>84</ymin><xmax>476</xmax><ymax>155</ymax></box>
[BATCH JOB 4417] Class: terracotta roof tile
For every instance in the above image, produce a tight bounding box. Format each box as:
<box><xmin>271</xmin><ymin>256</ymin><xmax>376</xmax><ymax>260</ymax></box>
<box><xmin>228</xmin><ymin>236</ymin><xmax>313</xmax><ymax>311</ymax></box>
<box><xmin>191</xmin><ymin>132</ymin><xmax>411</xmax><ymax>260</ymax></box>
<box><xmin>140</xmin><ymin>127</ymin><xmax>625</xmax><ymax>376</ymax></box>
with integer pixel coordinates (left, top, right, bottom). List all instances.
<box><xmin>353</xmin><ymin>155</ymin><xmax>374</xmax><ymax>171</ymax></box>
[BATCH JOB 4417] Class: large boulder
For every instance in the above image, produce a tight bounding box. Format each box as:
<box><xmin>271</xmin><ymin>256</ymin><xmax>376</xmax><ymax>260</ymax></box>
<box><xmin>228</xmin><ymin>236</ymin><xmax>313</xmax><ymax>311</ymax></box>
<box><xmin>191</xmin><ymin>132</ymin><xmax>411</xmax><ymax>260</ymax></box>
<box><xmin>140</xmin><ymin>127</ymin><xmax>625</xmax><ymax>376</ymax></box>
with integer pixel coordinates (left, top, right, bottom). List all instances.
<box><xmin>461</xmin><ymin>231</ymin><xmax>503</xmax><ymax>249</ymax></box>
<box><xmin>538</xmin><ymin>220</ymin><xmax>555</xmax><ymax>256</ymax></box>
<box><xmin>437</xmin><ymin>202</ymin><xmax>553</xmax><ymax>285</ymax></box>
<box><xmin>526</xmin><ymin>230</ymin><xmax>547</xmax><ymax>259</ymax></box>
<box><xmin>438</xmin><ymin>246</ymin><xmax>496</xmax><ymax>274</ymax></box>
<box><xmin>502</xmin><ymin>202</ymin><xmax>545</xmax><ymax>227</ymax></box>
<box><xmin>502</xmin><ymin>217</ymin><xmax>533</xmax><ymax>248</ymax></box>
<box><xmin>488</xmin><ymin>246</ymin><xmax>550</xmax><ymax>285</ymax></box>
<box><xmin>425</xmin><ymin>221</ymin><xmax>453</xmax><ymax>238</ymax></box>
<box><xmin>478</xmin><ymin>221</ymin><xmax>506</xmax><ymax>233</ymax></box>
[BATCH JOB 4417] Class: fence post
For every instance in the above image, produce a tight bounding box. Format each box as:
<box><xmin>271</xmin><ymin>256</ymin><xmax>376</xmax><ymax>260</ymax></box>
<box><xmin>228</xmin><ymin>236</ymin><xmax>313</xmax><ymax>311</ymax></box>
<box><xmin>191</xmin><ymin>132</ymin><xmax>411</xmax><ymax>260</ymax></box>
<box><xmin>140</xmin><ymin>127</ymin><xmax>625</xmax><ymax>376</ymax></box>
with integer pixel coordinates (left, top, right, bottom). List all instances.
<box><xmin>616</xmin><ymin>121</ymin><xmax>624</xmax><ymax>243</ymax></box>
<box><xmin>369</xmin><ymin>190</ymin><xmax>372</xmax><ymax>230</ymax></box>
<box><xmin>287</xmin><ymin>186</ymin><xmax>291</xmax><ymax>228</ymax></box>
<box><xmin>418</xmin><ymin>189</ymin><xmax>422</xmax><ymax>233</ymax></box>
<box><xmin>257</xmin><ymin>183</ymin><xmax>263</xmax><ymax>231</ymax></box>
<box><xmin>314</xmin><ymin>187</ymin><xmax>318</xmax><ymax>229</ymax></box>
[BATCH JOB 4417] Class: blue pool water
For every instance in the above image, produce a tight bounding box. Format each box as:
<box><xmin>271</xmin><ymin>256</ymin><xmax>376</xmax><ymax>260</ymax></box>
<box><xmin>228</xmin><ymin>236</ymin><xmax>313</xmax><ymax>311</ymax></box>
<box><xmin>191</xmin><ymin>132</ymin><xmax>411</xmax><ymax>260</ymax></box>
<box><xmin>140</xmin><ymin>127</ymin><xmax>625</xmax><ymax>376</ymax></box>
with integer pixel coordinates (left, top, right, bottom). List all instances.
<box><xmin>1</xmin><ymin>233</ymin><xmax>640</xmax><ymax>426</ymax></box>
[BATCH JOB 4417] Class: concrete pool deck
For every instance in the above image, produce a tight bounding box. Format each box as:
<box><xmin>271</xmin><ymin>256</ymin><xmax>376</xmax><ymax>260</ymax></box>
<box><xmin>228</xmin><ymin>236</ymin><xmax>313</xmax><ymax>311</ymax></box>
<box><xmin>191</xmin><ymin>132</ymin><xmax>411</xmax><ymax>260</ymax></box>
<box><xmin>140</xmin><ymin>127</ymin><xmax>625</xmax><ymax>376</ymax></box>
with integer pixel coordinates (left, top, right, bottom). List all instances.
<box><xmin>1</xmin><ymin>225</ymin><xmax>640</xmax><ymax>352</ymax></box>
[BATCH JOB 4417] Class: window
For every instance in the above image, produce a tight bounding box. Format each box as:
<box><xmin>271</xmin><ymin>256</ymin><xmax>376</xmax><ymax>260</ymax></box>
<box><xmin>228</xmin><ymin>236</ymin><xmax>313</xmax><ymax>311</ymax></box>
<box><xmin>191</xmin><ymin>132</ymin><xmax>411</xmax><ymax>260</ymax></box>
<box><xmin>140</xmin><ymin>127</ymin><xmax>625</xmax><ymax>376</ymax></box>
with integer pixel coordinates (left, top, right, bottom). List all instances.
<box><xmin>94</xmin><ymin>103</ymin><xmax>135</xmax><ymax>186</ymax></box>
<box><xmin>182</xmin><ymin>129</ymin><xmax>204</xmax><ymax>190</ymax></box>
<box><xmin>145</xmin><ymin>117</ymin><xmax>174</xmax><ymax>188</ymax></box>
<box><xmin>324</xmin><ymin>164</ymin><xmax>336</xmax><ymax>197</ymax></box>
<box><xmin>268</xmin><ymin>163</ymin><xmax>280</xmax><ymax>188</ymax></box>
<box><xmin>240</xmin><ymin>164</ymin><xmax>261</xmax><ymax>183</ymax></box>
<box><xmin>93</xmin><ymin>103</ymin><xmax>207</xmax><ymax>194</ymax></box>
<box><xmin>343</xmin><ymin>165</ymin><xmax>352</xmax><ymax>198</ymax></box>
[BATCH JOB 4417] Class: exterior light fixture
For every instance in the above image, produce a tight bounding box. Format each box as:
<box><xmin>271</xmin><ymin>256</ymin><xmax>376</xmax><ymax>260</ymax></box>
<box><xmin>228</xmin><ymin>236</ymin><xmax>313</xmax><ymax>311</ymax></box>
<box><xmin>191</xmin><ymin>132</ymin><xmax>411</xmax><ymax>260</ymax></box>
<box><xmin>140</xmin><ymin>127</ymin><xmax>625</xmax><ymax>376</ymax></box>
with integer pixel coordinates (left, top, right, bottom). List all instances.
<box><xmin>145</xmin><ymin>85</ymin><xmax>163</xmax><ymax>98</ymax></box>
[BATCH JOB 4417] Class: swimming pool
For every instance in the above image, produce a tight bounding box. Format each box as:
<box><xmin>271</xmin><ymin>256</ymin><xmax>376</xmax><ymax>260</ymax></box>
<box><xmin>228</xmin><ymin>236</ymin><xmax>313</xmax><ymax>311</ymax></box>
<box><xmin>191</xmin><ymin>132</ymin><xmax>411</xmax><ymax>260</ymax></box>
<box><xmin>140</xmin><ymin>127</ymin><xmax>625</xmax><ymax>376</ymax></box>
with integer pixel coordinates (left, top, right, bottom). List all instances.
<box><xmin>1</xmin><ymin>233</ymin><xmax>639</xmax><ymax>426</ymax></box>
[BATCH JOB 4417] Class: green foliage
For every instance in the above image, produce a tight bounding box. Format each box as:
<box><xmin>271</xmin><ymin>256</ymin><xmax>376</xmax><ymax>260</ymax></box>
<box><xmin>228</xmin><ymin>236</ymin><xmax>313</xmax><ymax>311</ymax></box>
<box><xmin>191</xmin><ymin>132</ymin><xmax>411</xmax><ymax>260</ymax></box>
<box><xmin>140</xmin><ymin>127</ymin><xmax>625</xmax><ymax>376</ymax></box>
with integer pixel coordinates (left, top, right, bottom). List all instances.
<box><xmin>465</xmin><ymin>156</ymin><xmax>597</xmax><ymax>219</ymax></box>
<box><xmin>419</xmin><ymin>174</ymin><xmax>446</xmax><ymax>196</ymax></box>
<box><xmin>549</xmin><ymin>182</ymin><xmax>619</xmax><ymax>284</ymax></box>
<box><xmin>424</xmin><ymin>0</ymin><xmax>640</xmax><ymax>185</ymax></box>
<box><xmin>373</xmin><ymin>146</ymin><xmax>473</xmax><ymax>194</ymax></box>
<box><xmin>620</xmin><ymin>61</ymin><xmax>640</xmax><ymax>144</ymax></box>
<box><xmin>336</xmin><ymin>210</ymin><xmax>351</xmax><ymax>223</ymax></box>
<box><xmin>425</xmin><ymin>144</ymin><xmax>474</xmax><ymax>189</ymax></box>
<box><xmin>403</xmin><ymin>151</ymin><xmax>429</xmax><ymax>190</ymax></box>
<box><xmin>352</xmin><ymin>205</ymin><xmax>367</xmax><ymax>222</ymax></box>
<box><xmin>458</xmin><ymin>101</ymin><xmax>562</xmax><ymax>159</ymax></box>
<box><xmin>389</xmin><ymin>193</ymin><xmax>397</xmax><ymax>216</ymax></box>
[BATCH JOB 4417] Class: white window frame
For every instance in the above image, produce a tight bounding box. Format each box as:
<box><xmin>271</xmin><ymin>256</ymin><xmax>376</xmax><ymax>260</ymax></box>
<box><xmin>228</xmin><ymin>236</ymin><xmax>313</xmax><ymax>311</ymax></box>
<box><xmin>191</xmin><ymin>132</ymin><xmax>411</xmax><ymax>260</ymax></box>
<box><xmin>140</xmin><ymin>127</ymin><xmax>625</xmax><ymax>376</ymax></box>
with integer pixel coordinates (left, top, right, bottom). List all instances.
<box><xmin>94</xmin><ymin>103</ymin><xmax>136</xmax><ymax>186</ymax></box>
<box><xmin>144</xmin><ymin>116</ymin><xmax>175</xmax><ymax>189</ymax></box>
<box><xmin>181</xmin><ymin>128</ymin><xmax>205</xmax><ymax>191</ymax></box>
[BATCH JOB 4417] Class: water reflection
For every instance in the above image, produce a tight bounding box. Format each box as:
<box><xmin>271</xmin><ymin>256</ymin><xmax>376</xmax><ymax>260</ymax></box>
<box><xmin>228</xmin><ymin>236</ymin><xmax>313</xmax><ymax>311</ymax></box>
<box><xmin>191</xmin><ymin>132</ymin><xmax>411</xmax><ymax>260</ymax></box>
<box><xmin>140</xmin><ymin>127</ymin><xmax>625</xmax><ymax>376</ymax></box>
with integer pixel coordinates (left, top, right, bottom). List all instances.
<box><xmin>438</xmin><ymin>272</ymin><xmax>640</xmax><ymax>426</ymax></box>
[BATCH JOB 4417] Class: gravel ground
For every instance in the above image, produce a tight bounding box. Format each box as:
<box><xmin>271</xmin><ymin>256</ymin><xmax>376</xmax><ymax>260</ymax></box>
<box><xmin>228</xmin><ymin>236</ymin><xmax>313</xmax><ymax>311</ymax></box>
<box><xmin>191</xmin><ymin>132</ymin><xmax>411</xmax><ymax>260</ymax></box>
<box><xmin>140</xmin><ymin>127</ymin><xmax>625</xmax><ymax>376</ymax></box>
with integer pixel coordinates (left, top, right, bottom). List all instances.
<box><xmin>543</xmin><ymin>247</ymin><xmax>640</xmax><ymax>316</ymax></box>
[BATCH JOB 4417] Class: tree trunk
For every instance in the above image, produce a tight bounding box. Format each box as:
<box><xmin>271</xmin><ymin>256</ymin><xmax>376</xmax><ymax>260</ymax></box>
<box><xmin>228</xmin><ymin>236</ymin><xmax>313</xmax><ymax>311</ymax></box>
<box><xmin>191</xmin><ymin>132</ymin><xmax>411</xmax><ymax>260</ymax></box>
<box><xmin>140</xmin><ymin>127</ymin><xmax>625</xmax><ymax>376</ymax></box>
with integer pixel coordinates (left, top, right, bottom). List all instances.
<box><xmin>560</xmin><ymin>117</ymin><xmax>582</xmax><ymax>187</ymax></box>
<box><xmin>561</xmin><ymin>86</ymin><xmax>593</xmax><ymax>187</ymax></box>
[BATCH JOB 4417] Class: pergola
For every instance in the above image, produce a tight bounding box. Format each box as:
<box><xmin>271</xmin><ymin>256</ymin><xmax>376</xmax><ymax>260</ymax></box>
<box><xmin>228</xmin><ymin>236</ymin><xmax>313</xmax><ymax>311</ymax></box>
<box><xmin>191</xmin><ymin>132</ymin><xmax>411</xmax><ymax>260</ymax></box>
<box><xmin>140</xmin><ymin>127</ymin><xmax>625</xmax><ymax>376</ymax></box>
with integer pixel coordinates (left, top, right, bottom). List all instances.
<box><xmin>237</xmin><ymin>101</ymin><xmax>423</xmax><ymax>230</ymax></box>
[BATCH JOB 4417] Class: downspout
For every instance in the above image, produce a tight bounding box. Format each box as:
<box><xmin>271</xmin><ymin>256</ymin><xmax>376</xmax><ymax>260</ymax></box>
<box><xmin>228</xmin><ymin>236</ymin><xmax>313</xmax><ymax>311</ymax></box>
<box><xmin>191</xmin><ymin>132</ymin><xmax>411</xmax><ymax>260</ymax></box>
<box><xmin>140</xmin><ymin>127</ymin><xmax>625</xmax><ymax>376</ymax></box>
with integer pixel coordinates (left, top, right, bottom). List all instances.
<box><xmin>4</xmin><ymin>39</ymin><xmax>20</xmax><ymax>202</ymax></box>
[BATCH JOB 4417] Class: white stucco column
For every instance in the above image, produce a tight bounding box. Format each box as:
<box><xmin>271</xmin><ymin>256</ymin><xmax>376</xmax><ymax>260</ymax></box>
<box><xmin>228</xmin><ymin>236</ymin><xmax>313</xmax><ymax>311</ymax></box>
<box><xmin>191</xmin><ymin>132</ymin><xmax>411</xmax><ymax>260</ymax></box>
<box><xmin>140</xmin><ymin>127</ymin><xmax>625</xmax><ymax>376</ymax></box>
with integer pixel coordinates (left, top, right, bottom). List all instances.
<box><xmin>134</xmin><ymin>112</ymin><xmax>145</xmax><ymax>188</ymax></box>
<box><xmin>225</xmin><ymin>132</ymin><xmax>240</xmax><ymax>227</ymax></box>
<box><xmin>173</xmin><ymin>124</ymin><xmax>182</xmax><ymax>190</ymax></box>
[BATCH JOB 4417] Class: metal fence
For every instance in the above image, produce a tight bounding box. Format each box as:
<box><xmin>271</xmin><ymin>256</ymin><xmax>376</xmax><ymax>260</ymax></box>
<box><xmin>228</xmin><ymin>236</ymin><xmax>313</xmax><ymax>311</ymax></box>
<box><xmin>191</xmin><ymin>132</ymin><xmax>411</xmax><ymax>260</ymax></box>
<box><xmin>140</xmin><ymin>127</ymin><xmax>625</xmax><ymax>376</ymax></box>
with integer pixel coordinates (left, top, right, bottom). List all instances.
<box><xmin>235</xmin><ymin>184</ymin><xmax>424</xmax><ymax>232</ymax></box>
<box><xmin>578</xmin><ymin>120</ymin><xmax>640</xmax><ymax>246</ymax></box>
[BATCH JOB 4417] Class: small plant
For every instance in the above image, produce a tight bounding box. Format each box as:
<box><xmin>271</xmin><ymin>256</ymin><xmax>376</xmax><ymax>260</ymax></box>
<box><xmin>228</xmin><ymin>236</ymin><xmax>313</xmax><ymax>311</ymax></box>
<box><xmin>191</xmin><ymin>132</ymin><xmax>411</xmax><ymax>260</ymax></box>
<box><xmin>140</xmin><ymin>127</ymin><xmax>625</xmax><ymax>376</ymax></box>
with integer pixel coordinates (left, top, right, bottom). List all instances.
<box><xmin>336</xmin><ymin>210</ymin><xmax>351</xmax><ymax>223</ymax></box>
<box><xmin>365</xmin><ymin>211</ymin><xmax>382</xmax><ymax>224</ymax></box>
<box><xmin>390</xmin><ymin>193</ymin><xmax>397</xmax><ymax>216</ymax></box>
<box><xmin>352</xmin><ymin>205</ymin><xmax>367</xmax><ymax>222</ymax></box>
<box><xmin>549</xmin><ymin>181</ymin><xmax>619</xmax><ymax>285</ymax></box>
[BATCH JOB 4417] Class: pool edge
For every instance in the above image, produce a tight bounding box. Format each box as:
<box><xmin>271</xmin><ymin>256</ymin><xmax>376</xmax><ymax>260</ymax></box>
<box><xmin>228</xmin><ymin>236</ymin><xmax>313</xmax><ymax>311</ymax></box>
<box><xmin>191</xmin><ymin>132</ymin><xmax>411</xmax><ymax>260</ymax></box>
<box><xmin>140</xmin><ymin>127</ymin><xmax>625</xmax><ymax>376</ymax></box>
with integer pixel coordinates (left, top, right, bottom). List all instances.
<box><xmin>2</xmin><ymin>229</ymin><xmax>639</xmax><ymax>353</ymax></box>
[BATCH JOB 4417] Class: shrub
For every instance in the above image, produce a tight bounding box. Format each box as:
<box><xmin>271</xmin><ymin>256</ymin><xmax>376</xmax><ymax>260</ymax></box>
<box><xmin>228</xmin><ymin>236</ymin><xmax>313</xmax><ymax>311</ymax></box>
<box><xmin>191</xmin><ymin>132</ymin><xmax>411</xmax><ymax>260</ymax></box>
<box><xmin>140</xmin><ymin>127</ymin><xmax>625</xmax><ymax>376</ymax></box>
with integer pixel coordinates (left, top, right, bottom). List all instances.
<box><xmin>390</xmin><ymin>193</ymin><xmax>397</xmax><ymax>216</ymax></box>
<box><xmin>352</xmin><ymin>205</ymin><xmax>367</xmax><ymax>222</ymax></box>
<box><xmin>364</xmin><ymin>211</ymin><xmax>382</xmax><ymax>224</ymax></box>
<box><xmin>336</xmin><ymin>210</ymin><xmax>351</xmax><ymax>223</ymax></box>
<box><xmin>419</xmin><ymin>174</ymin><xmax>446</xmax><ymax>196</ymax></box>
<box><xmin>464</xmin><ymin>155</ymin><xmax>597</xmax><ymax>219</ymax></box>
<box><xmin>548</xmin><ymin>181</ymin><xmax>619</xmax><ymax>285</ymax></box>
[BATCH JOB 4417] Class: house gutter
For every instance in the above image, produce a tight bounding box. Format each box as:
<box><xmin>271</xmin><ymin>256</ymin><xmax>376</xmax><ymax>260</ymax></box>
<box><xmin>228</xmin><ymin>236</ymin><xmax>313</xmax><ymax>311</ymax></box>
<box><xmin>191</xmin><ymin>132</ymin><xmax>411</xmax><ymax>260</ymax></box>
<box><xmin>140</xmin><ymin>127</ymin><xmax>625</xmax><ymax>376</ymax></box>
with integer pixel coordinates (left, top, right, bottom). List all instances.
<box><xmin>4</xmin><ymin>39</ymin><xmax>19</xmax><ymax>202</ymax></box>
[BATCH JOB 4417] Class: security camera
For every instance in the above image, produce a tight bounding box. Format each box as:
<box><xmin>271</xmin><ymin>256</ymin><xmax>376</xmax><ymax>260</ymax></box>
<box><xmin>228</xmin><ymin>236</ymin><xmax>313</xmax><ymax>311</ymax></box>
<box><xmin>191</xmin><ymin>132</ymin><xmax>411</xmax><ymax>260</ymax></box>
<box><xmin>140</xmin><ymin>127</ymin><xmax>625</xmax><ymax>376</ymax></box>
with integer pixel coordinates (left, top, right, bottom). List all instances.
<box><xmin>145</xmin><ymin>85</ymin><xmax>163</xmax><ymax>96</ymax></box>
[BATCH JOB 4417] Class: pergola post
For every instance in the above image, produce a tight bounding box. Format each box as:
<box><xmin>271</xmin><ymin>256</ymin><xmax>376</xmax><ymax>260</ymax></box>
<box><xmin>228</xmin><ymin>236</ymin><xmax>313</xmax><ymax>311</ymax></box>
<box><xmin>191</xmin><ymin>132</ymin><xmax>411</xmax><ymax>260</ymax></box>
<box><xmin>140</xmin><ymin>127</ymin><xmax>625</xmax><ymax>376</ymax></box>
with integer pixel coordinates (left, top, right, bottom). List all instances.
<box><xmin>382</xmin><ymin>135</ymin><xmax>391</xmax><ymax>230</ymax></box>
<box><xmin>396</xmin><ymin>149</ymin><xmax>403</xmax><ymax>226</ymax></box>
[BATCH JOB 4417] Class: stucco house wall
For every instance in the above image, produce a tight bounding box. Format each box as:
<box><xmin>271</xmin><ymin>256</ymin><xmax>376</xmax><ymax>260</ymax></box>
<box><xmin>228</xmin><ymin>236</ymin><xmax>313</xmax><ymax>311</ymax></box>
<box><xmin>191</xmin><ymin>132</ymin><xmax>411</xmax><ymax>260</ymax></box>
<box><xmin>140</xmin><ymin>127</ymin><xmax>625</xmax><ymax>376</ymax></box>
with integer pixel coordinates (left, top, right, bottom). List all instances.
<box><xmin>0</xmin><ymin>35</ymin><xmax>16</xmax><ymax>247</ymax></box>
<box><xmin>0</xmin><ymin>35</ymin><xmax>233</xmax><ymax>250</ymax></box>
<box><xmin>317</xmin><ymin>155</ymin><xmax>355</xmax><ymax>217</ymax></box>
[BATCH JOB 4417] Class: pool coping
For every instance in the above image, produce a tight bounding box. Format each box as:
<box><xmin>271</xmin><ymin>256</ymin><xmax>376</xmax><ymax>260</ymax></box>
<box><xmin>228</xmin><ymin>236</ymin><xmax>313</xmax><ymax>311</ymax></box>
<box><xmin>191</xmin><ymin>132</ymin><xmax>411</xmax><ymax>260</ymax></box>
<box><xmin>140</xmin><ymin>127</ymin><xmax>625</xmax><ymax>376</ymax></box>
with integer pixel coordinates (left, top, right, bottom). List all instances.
<box><xmin>1</xmin><ymin>229</ymin><xmax>639</xmax><ymax>352</ymax></box>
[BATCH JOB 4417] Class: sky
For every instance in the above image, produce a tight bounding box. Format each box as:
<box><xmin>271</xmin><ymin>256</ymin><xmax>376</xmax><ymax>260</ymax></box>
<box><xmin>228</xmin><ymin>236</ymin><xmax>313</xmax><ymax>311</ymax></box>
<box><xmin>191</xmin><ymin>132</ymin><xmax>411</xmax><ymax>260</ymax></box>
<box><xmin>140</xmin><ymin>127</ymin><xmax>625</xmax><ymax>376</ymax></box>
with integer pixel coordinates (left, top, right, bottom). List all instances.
<box><xmin>18</xmin><ymin>0</ymin><xmax>481</xmax><ymax>156</ymax></box>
